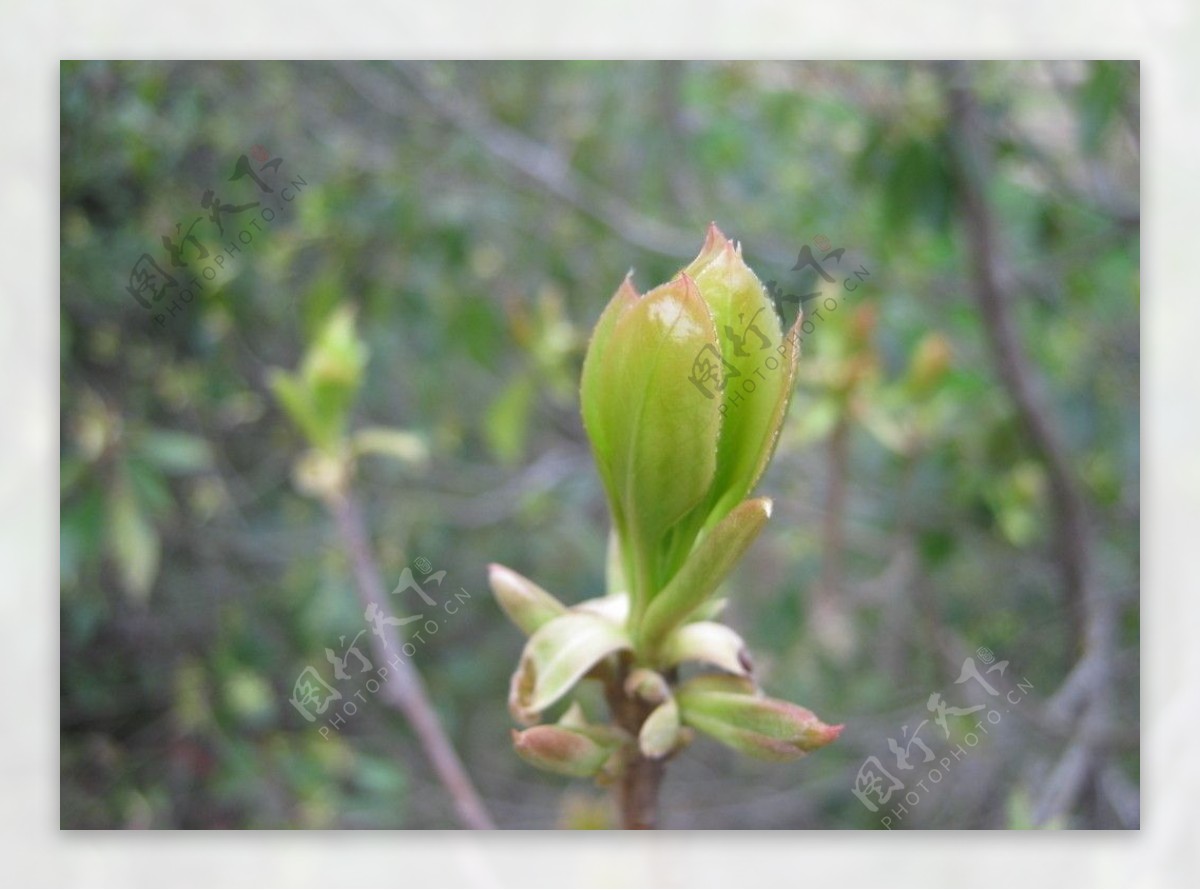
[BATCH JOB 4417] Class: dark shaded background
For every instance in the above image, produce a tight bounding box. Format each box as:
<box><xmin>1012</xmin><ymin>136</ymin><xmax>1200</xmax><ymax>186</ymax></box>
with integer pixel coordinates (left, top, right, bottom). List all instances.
<box><xmin>59</xmin><ymin>60</ymin><xmax>1139</xmax><ymax>829</ymax></box>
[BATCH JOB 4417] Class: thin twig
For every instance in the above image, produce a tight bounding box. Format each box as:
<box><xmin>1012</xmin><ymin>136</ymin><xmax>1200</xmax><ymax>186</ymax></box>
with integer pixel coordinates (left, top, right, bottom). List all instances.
<box><xmin>942</xmin><ymin>62</ymin><xmax>1096</xmax><ymax>656</ymax></box>
<box><xmin>328</xmin><ymin>490</ymin><xmax>495</xmax><ymax>830</ymax></box>
<box><xmin>810</xmin><ymin>409</ymin><xmax>856</xmax><ymax>659</ymax></box>
<box><xmin>335</xmin><ymin>61</ymin><xmax>800</xmax><ymax>268</ymax></box>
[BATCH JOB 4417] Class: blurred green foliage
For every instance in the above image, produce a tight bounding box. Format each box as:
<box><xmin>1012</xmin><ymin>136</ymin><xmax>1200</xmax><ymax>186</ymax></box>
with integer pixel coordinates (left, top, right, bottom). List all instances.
<box><xmin>60</xmin><ymin>61</ymin><xmax>1138</xmax><ymax>828</ymax></box>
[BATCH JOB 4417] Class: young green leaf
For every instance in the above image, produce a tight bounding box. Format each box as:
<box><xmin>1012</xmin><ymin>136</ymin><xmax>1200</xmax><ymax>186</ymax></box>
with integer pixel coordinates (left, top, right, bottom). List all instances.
<box><xmin>488</xmin><ymin>562</ymin><xmax>569</xmax><ymax>636</ymax></box>
<box><xmin>682</xmin><ymin>226</ymin><xmax>802</xmax><ymax>526</ymax></box>
<box><xmin>580</xmin><ymin>274</ymin><xmax>724</xmax><ymax>614</ymax></box>
<box><xmin>638</xmin><ymin>497</ymin><xmax>772</xmax><ymax>652</ymax></box>
<box><xmin>510</xmin><ymin>610</ymin><xmax>632</xmax><ymax>724</ymax></box>
<box><xmin>658</xmin><ymin>620</ymin><xmax>753</xmax><ymax>677</ymax></box>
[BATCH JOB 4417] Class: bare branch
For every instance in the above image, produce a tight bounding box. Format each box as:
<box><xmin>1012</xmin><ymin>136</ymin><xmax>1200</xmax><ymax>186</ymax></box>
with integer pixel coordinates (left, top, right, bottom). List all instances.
<box><xmin>328</xmin><ymin>491</ymin><xmax>495</xmax><ymax>830</ymax></box>
<box><xmin>335</xmin><ymin>62</ymin><xmax>801</xmax><ymax>267</ymax></box>
<box><xmin>940</xmin><ymin>61</ymin><xmax>1121</xmax><ymax>827</ymax></box>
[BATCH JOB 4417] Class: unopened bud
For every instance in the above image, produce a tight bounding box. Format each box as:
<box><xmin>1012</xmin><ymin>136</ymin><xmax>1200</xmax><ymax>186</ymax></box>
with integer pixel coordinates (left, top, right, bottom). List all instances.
<box><xmin>677</xmin><ymin>675</ymin><xmax>842</xmax><ymax>762</ymax></box>
<box><xmin>511</xmin><ymin>724</ymin><xmax>623</xmax><ymax>779</ymax></box>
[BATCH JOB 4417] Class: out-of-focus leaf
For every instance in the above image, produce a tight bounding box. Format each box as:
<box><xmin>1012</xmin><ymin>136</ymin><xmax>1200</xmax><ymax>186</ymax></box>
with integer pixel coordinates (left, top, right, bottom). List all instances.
<box><xmin>484</xmin><ymin>373</ymin><xmax>535</xmax><ymax>466</ymax></box>
<box><xmin>61</xmin><ymin>456</ymin><xmax>88</xmax><ymax>496</ymax></box>
<box><xmin>136</xmin><ymin>429</ymin><xmax>213</xmax><ymax>474</ymax></box>
<box><xmin>1079</xmin><ymin>61</ymin><xmax>1126</xmax><ymax>154</ymax></box>
<box><xmin>271</xmin><ymin>307</ymin><xmax>368</xmax><ymax>452</ymax></box>
<box><xmin>106</xmin><ymin>470</ymin><xmax>160</xmax><ymax>602</ymax></box>
<box><xmin>127</xmin><ymin>460</ymin><xmax>172</xmax><ymax>518</ymax></box>
<box><xmin>793</xmin><ymin>396</ymin><xmax>840</xmax><ymax>444</ymax></box>
<box><xmin>224</xmin><ymin>670</ymin><xmax>277</xmax><ymax>726</ymax></box>
<box><xmin>352</xmin><ymin>427</ymin><xmax>429</xmax><ymax>465</ymax></box>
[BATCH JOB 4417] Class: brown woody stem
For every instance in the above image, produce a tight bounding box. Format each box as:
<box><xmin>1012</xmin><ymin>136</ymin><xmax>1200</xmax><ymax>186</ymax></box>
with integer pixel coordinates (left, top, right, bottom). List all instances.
<box><xmin>604</xmin><ymin>654</ymin><xmax>667</xmax><ymax>829</ymax></box>
<box><xmin>328</xmin><ymin>490</ymin><xmax>495</xmax><ymax>830</ymax></box>
<box><xmin>617</xmin><ymin>752</ymin><xmax>665</xmax><ymax>830</ymax></box>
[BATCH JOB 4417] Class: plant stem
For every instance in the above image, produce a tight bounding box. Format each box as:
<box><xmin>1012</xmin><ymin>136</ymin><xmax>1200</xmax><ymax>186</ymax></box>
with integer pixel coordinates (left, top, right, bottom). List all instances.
<box><xmin>617</xmin><ymin>752</ymin><xmax>665</xmax><ymax>830</ymax></box>
<box><xmin>328</xmin><ymin>490</ymin><xmax>495</xmax><ymax>830</ymax></box>
<box><xmin>604</xmin><ymin>655</ymin><xmax>666</xmax><ymax>829</ymax></box>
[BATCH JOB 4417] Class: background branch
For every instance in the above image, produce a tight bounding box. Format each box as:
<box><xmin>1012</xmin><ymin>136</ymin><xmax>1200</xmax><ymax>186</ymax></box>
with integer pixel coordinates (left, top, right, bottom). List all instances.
<box><xmin>940</xmin><ymin>61</ymin><xmax>1121</xmax><ymax>827</ymax></box>
<box><xmin>327</xmin><ymin>490</ymin><xmax>495</xmax><ymax>830</ymax></box>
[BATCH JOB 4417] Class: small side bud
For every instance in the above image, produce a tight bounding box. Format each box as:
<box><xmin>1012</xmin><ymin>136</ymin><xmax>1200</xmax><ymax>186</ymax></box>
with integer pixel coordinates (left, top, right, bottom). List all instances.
<box><xmin>291</xmin><ymin>446</ymin><xmax>352</xmax><ymax>503</ymax></box>
<box><xmin>677</xmin><ymin>675</ymin><xmax>842</xmax><ymax>762</ymax></box>
<box><xmin>638</xmin><ymin>697</ymin><xmax>685</xmax><ymax>760</ymax></box>
<box><xmin>511</xmin><ymin>725</ymin><xmax>622</xmax><ymax>779</ymax></box>
<box><xmin>624</xmin><ymin>668</ymin><xmax>670</xmax><ymax>704</ymax></box>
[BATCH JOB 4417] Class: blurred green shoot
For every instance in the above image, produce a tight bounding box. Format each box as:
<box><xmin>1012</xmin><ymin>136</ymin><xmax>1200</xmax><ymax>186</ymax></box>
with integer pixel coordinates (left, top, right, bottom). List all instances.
<box><xmin>270</xmin><ymin>307</ymin><xmax>492</xmax><ymax>830</ymax></box>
